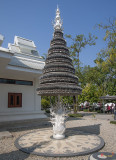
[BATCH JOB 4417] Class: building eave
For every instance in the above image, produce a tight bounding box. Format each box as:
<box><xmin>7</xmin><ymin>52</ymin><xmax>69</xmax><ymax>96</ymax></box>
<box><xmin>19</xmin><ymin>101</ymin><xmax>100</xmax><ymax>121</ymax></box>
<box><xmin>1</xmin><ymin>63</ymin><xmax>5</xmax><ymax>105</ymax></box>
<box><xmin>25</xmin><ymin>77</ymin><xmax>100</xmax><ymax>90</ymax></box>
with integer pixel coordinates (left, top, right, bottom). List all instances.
<box><xmin>8</xmin><ymin>55</ymin><xmax>45</xmax><ymax>71</ymax></box>
<box><xmin>0</xmin><ymin>47</ymin><xmax>13</xmax><ymax>59</ymax></box>
<box><xmin>7</xmin><ymin>65</ymin><xmax>42</xmax><ymax>74</ymax></box>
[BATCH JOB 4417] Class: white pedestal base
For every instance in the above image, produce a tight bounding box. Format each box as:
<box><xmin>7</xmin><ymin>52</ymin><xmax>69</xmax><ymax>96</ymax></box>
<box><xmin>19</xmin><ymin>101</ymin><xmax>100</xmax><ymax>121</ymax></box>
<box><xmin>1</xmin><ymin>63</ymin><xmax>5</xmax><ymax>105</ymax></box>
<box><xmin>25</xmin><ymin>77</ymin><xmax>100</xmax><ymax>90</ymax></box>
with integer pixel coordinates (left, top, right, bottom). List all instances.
<box><xmin>50</xmin><ymin>101</ymin><xmax>67</xmax><ymax>140</ymax></box>
<box><xmin>53</xmin><ymin>134</ymin><xmax>65</xmax><ymax>140</ymax></box>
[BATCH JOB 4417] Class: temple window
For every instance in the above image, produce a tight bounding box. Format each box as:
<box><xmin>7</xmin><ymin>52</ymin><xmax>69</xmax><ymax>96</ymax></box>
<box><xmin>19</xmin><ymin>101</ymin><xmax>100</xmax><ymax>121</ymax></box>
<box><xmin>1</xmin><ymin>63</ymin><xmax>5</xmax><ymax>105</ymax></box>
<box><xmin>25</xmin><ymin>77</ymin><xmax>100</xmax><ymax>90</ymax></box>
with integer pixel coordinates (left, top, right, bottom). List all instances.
<box><xmin>8</xmin><ymin>93</ymin><xmax>22</xmax><ymax>108</ymax></box>
<box><xmin>0</xmin><ymin>78</ymin><xmax>33</xmax><ymax>86</ymax></box>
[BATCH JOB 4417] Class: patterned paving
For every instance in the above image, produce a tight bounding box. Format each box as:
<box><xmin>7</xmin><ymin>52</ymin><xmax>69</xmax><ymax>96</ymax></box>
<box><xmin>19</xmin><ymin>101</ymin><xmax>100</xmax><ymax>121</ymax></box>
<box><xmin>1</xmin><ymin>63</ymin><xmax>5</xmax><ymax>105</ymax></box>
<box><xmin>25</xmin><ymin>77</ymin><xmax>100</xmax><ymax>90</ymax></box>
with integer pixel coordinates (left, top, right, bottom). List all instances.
<box><xmin>15</xmin><ymin>128</ymin><xmax>104</xmax><ymax>157</ymax></box>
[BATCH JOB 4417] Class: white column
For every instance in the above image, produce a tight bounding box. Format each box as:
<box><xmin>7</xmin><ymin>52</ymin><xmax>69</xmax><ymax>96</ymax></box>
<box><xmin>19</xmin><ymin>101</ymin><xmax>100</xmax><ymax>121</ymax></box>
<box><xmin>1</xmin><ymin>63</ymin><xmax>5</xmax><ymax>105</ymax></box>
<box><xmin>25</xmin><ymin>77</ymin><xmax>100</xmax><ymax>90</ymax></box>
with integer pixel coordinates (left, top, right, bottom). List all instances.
<box><xmin>34</xmin><ymin>77</ymin><xmax>41</xmax><ymax>112</ymax></box>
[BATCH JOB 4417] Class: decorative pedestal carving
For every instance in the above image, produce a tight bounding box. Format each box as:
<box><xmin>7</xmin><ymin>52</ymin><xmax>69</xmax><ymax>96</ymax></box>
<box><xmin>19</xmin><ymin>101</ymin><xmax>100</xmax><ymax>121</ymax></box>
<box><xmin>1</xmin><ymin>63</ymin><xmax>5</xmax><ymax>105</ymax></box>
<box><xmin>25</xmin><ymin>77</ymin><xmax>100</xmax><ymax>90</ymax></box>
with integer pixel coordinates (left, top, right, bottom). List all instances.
<box><xmin>50</xmin><ymin>102</ymin><xmax>67</xmax><ymax>140</ymax></box>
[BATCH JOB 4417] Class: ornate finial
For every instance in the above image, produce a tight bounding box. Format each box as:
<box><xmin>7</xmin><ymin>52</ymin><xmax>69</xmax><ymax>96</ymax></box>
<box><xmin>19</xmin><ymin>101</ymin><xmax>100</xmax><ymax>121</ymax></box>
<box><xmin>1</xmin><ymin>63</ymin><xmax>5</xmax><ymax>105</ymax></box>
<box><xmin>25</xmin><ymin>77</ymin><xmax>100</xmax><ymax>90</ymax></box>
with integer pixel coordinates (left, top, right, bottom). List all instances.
<box><xmin>53</xmin><ymin>6</ymin><xmax>63</xmax><ymax>30</ymax></box>
<box><xmin>57</xmin><ymin>4</ymin><xmax>59</xmax><ymax>10</ymax></box>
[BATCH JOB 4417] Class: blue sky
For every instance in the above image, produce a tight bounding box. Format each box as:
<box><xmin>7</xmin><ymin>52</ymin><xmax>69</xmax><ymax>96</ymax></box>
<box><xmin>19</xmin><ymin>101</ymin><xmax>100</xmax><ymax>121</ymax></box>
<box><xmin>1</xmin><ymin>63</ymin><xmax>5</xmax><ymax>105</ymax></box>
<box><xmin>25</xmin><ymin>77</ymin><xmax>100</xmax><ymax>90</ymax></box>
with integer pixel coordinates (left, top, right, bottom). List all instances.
<box><xmin>0</xmin><ymin>0</ymin><xmax>116</xmax><ymax>67</ymax></box>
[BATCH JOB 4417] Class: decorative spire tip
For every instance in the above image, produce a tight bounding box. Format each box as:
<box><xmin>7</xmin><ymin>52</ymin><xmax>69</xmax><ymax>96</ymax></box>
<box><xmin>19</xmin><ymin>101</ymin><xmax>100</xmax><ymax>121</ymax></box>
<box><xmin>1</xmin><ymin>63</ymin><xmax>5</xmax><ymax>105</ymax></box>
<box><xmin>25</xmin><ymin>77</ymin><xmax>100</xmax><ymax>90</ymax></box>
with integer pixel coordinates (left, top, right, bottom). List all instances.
<box><xmin>53</xmin><ymin>6</ymin><xmax>63</xmax><ymax>30</ymax></box>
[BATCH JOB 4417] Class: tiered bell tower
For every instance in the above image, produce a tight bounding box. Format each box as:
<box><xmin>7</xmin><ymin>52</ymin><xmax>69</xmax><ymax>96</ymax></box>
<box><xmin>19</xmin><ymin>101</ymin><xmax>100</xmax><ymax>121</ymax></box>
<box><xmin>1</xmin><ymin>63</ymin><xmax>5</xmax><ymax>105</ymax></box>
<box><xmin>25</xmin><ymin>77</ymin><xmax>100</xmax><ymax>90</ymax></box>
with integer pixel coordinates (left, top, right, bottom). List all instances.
<box><xmin>37</xmin><ymin>6</ymin><xmax>82</xmax><ymax>96</ymax></box>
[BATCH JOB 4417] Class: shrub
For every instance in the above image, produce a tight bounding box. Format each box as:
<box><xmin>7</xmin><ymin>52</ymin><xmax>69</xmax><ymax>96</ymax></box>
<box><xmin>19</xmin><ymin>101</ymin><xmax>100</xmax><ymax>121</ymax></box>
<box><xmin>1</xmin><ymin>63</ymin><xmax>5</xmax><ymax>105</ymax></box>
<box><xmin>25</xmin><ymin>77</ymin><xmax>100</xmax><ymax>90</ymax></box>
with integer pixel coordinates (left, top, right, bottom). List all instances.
<box><xmin>97</xmin><ymin>110</ymin><xmax>102</xmax><ymax>113</ymax></box>
<box><xmin>68</xmin><ymin>113</ymin><xmax>83</xmax><ymax>118</ymax></box>
<box><xmin>41</xmin><ymin>99</ymin><xmax>50</xmax><ymax>110</ymax></box>
<box><xmin>45</xmin><ymin>109</ymin><xmax>50</xmax><ymax>113</ymax></box>
<box><xmin>83</xmin><ymin>109</ymin><xmax>89</xmax><ymax>112</ymax></box>
<box><xmin>110</xmin><ymin>121</ymin><xmax>116</xmax><ymax>125</ymax></box>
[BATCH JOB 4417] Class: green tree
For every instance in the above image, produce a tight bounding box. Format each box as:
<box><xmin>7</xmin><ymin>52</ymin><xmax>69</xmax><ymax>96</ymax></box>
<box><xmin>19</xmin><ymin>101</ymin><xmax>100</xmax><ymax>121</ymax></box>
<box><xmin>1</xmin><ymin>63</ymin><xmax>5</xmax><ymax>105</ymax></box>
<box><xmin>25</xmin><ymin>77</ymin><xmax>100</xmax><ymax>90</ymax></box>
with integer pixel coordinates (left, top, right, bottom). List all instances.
<box><xmin>95</xmin><ymin>18</ymin><xmax>116</xmax><ymax>95</ymax></box>
<box><xmin>78</xmin><ymin>83</ymin><xmax>100</xmax><ymax>104</ymax></box>
<box><xmin>65</xmin><ymin>33</ymin><xmax>97</xmax><ymax>72</ymax></box>
<box><xmin>61</xmin><ymin>96</ymin><xmax>73</xmax><ymax>105</ymax></box>
<box><xmin>41</xmin><ymin>98</ymin><xmax>50</xmax><ymax>110</ymax></box>
<box><xmin>77</xmin><ymin>18</ymin><xmax>116</xmax><ymax>103</ymax></box>
<box><xmin>41</xmin><ymin>53</ymin><xmax>48</xmax><ymax>60</ymax></box>
<box><xmin>41</xmin><ymin>96</ymin><xmax>56</xmax><ymax>108</ymax></box>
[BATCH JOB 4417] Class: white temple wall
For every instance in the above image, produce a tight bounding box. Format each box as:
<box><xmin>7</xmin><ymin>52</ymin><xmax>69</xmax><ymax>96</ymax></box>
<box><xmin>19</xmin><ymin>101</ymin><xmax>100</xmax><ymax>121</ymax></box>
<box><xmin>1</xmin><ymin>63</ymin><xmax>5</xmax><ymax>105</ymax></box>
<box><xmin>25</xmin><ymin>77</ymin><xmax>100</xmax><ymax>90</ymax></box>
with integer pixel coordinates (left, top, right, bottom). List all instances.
<box><xmin>0</xmin><ymin>78</ymin><xmax>46</xmax><ymax>122</ymax></box>
<box><xmin>33</xmin><ymin>78</ymin><xmax>41</xmax><ymax>111</ymax></box>
<box><xmin>0</xmin><ymin>36</ymin><xmax>46</xmax><ymax>122</ymax></box>
<box><xmin>0</xmin><ymin>83</ymin><xmax>34</xmax><ymax>112</ymax></box>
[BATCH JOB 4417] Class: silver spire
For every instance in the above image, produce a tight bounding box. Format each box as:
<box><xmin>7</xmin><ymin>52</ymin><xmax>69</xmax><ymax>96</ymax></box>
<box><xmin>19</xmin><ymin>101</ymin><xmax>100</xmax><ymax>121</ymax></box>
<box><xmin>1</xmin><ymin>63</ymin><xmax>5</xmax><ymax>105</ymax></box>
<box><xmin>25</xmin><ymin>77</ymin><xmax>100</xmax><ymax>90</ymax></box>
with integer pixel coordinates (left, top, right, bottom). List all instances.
<box><xmin>53</xmin><ymin>6</ymin><xmax>63</xmax><ymax>30</ymax></box>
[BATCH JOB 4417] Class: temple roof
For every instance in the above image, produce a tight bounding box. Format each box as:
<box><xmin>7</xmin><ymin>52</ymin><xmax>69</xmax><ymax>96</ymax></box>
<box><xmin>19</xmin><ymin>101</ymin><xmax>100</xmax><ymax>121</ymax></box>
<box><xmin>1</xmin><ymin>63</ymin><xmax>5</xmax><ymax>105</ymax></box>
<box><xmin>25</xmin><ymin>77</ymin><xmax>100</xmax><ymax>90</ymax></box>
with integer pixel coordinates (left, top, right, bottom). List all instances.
<box><xmin>0</xmin><ymin>36</ymin><xmax>45</xmax><ymax>72</ymax></box>
<box><xmin>0</xmin><ymin>34</ymin><xmax>4</xmax><ymax>46</ymax></box>
<box><xmin>8</xmin><ymin>36</ymin><xmax>39</xmax><ymax>56</ymax></box>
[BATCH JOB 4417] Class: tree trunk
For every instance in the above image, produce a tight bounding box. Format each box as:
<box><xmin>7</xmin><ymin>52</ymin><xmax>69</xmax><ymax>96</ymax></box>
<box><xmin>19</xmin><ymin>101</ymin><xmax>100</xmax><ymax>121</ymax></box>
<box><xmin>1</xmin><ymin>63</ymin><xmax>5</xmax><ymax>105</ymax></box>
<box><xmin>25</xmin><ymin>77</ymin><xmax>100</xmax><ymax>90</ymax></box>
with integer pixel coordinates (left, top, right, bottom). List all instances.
<box><xmin>77</xmin><ymin>52</ymin><xmax>79</xmax><ymax>73</ymax></box>
<box><xmin>50</xmin><ymin>96</ymin><xmax>51</xmax><ymax>106</ymax></box>
<box><xmin>58</xmin><ymin>95</ymin><xmax>60</xmax><ymax>109</ymax></box>
<box><xmin>73</xmin><ymin>95</ymin><xmax>77</xmax><ymax>113</ymax></box>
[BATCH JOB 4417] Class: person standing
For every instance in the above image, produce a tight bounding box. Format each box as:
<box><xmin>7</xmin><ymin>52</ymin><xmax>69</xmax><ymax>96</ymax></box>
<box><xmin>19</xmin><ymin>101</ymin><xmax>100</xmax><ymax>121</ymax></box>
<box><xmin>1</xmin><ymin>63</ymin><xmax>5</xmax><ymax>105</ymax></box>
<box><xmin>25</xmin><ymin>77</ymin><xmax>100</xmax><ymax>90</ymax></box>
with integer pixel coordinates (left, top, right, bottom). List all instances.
<box><xmin>114</xmin><ymin>104</ymin><xmax>116</xmax><ymax>120</ymax></box>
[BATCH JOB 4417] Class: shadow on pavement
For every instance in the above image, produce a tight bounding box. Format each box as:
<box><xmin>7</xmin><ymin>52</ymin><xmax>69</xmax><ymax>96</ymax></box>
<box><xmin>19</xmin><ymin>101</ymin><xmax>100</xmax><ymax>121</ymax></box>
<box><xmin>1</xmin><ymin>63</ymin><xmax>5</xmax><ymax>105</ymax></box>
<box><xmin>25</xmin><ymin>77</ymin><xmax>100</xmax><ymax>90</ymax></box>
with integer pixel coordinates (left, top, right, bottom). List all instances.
<box><xmin>66</xmin><ymin>124</ymin><xmax>101</xmax><ymax>135</ymax></box>
<box><xmin>0</xmin><ymin>150</ymin><xmax>29</xmax><ymax>160</ymax></box>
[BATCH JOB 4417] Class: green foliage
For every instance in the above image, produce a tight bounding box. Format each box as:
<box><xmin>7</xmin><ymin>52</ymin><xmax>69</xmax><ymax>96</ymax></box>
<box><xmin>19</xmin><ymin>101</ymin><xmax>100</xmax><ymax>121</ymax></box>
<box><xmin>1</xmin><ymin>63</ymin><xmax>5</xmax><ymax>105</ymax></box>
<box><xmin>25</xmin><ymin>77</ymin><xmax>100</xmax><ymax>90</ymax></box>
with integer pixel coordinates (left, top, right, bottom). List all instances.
<box><xmin>41</xmin><ymin>98</ymin><xmax>50</xmax><ymax>110</ymax></box>
<box><xmin>98</xmin><ymin>18</ymin><xmax>116</xmax><ymax>48</ymax></box>
<box><xmin>42</xmin><ymin>96</ymin><xmax>56</xmax><ymax>106</ymax></box>
<box><xmin>83</xmin><ymin>109</ymin><xmax>89</xmax><ymax>112</ymax></box>
<box><xmin>61</xmin><ymin>96</ymin><xmax>73</xmax><ymax>105</ymax></box>
<box><xmin>92</xmin><ymin>114</ymin><xmax>96</xmax><ymax>118</ymax></box>
<box><xmin>65</xmin><ymin>33</ymin><xmax>97</xmax><ymax>72</ymax></box>
<box><xmin>97</xmin><ymin>110</ymin><xmax>102</xmax><ymax>113</ymax></box>
<box><xmin>110</xmin><ymin>121</ymin><xmax>116</xmax><ymax>125</ymax></box>
<box><xmin>45</xmin><ymin>109</ymin><xmax>50</xmax><ymax>113</ymax></box>
<box><xmin>77</xmin><ymin>18</ymin><xmax>116</xmax><ymax>104</ymax></box>
<box><xmin>41</xmin><ymin>53</ymin><xmax>48</xmax><ymax>60</ymax></box>
<box><xmin>95</xmin><ymin>18</ymin><xmax>116</xmax><ymax>96</ymax></box>
<box><xmin>68</xmin><ymin>113</ymin><xmax>83</xmax><ymax>117</ymax></box>
<box><xmin>78</xmin><ymin>83</ymin><xmax>100</xmax><ymax>103</ymax></box>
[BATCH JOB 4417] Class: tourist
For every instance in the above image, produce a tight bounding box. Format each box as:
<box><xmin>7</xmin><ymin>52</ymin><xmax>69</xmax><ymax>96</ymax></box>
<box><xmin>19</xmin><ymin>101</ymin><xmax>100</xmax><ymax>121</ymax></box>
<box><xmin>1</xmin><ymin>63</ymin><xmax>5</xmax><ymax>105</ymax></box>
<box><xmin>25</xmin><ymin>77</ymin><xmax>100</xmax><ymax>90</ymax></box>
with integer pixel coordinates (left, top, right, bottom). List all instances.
<box><xmin>107</xmin><ymin>105</ymin><xmax>110</xmax><ymax>113</ymax></box>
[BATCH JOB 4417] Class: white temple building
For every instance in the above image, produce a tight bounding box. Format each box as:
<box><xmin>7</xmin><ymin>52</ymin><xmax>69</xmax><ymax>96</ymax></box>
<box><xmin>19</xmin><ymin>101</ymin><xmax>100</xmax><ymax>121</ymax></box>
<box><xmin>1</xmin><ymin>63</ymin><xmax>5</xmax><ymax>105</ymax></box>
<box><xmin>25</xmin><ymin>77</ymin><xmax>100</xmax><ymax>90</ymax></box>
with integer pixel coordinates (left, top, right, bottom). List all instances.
<box><xmin>0</xmin><ymin>35</ymin><xmax>46</xmax><ymax>122</ymax></box>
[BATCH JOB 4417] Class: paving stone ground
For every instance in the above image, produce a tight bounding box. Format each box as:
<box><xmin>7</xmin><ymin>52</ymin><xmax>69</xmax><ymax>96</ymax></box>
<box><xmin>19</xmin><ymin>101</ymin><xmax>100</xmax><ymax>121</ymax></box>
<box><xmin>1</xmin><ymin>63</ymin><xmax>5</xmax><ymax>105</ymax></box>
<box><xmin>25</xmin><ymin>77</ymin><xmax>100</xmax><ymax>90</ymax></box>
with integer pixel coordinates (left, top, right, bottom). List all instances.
<box><xmin>15</xmin><ymin>128</ymin><xmax>104</xmax><ymax>157</ymax></box>
<box><xmin>0</xmin><ymin>113</ymin><xmax>116</xmax><ymax>160</ymax></box>
<box><xmin>0</xmin><ymin>131</ymin><xmax>13</xmax><ymax>140</ymax></box>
